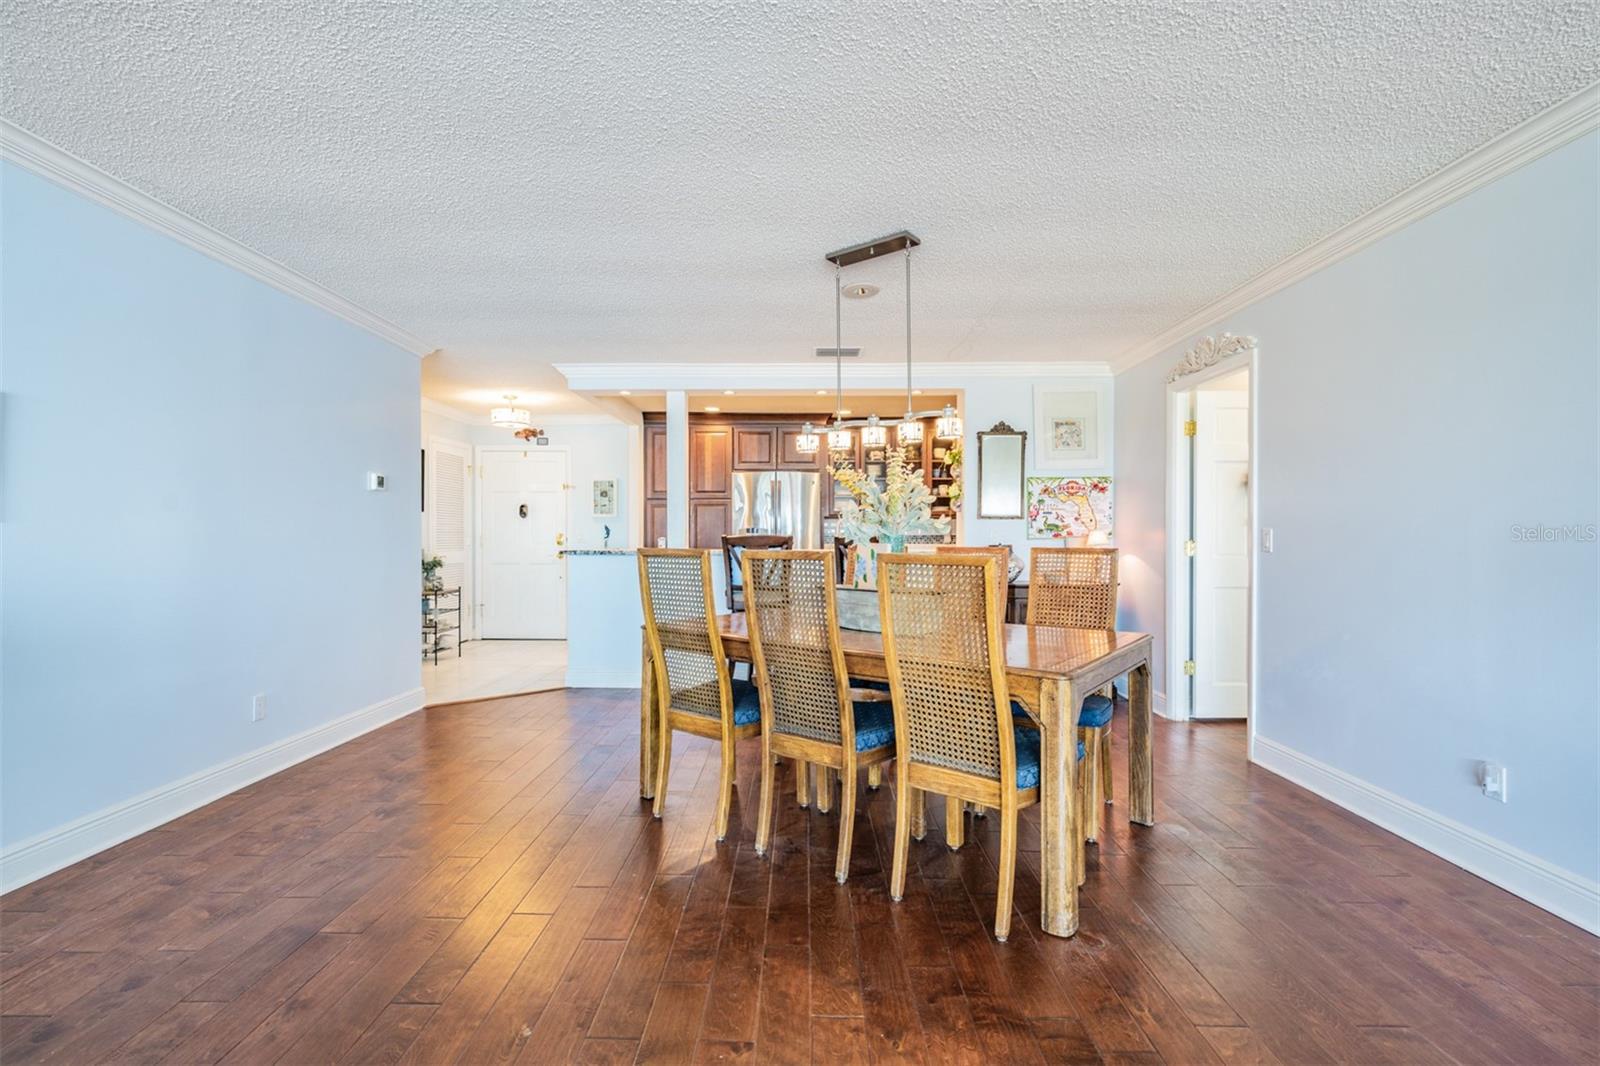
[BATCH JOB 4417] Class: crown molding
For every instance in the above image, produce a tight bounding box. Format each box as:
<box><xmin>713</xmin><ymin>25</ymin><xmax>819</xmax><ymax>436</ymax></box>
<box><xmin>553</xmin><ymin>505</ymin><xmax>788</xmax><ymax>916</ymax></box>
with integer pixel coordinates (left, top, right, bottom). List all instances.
<box><xmin>555</xmin><ymin>360</ymin><xmax>1112</xmax><ymax>392</ymax></box>
<box><xmin>1111</xmin><ymin>79</ymin><xmax>1600</xmax><ymax>374</ymax></box>
<box><xmin>0</xmin><ymin>118</ymin><xmax>430</xmax><ymax>358</ymax></box>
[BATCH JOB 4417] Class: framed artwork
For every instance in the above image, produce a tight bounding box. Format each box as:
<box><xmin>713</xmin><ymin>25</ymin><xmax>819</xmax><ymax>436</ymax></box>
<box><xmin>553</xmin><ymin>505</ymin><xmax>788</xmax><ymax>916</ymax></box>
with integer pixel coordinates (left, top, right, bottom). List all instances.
<box><xmin>1033</xmin><ymin>381</ymin><xmax>1113</xmax><ymax>471</ymax></box>
<box><xmin>1027</xmin><ymin>476</ymin><xmax>1113</xmax><ymax>540</ymax></box>
<box><xmin>592</xmin><ymin>479</ymin><xmax>618</xmax><ymax>518</ymax></box>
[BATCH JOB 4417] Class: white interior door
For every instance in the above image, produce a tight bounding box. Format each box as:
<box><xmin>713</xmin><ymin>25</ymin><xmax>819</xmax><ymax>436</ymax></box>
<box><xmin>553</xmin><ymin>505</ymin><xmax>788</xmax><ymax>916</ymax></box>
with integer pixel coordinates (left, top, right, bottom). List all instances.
<box><xmin>427</xmin><ymin>438</ymin><xmax>473</xmax><ymax>636</ymax></box>
<box><xmin>479</xmin><ymin>448</ymin><xmax>568</xmax><ymax>639</ymax></box>
<box><xmin>1192</xmin><ymin>383</ymin><xmax>1250</xmax><ymax>718</ymax></box>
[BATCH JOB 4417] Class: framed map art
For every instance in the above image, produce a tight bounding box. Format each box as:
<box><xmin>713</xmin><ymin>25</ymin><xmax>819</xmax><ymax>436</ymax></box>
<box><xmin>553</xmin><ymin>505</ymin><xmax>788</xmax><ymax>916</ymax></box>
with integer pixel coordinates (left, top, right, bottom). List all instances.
<box><xmin>1027</xmin><ymin>476</ymin><xmax>1113</xmax><ymax>540</ymax></box>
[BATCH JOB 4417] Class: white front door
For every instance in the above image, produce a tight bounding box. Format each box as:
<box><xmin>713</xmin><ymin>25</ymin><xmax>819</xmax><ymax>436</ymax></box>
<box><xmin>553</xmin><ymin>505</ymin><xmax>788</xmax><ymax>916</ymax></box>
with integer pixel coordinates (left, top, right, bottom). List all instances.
<box><xmin>479</xmin><ymin>448</ymin><xmax>568</xmax><ymax>639</ymax></box>
<box><xmin>1192</xmin><ymin>381</ymin><xmax>1250</xmax><ymax>718</ymax></box>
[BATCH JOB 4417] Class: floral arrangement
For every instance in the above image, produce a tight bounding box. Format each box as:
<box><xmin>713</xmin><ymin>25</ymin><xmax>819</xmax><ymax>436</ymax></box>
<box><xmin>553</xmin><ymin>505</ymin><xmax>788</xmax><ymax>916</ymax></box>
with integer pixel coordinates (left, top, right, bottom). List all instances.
<box><xmin>832</xmin><ymin>444</ymin><xmax>949</xmax><ymax>553</ymax></box>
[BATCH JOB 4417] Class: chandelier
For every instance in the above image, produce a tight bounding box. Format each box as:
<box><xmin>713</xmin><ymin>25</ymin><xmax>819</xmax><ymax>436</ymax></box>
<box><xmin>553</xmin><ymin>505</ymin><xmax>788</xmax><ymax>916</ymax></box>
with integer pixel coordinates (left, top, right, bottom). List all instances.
<box><xmin>794</xmin><ymin>231</ymin><xmax>959</xmax><ymax>455</ymax></box>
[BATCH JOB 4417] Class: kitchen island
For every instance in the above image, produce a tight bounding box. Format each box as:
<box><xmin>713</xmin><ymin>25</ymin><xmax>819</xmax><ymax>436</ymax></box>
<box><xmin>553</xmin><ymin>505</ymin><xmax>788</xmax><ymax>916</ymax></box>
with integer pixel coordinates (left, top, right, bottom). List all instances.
<box><xmin>562</xmin><ymin>549</ymin><xmax>729</xmax><ymax>688</ymax></box>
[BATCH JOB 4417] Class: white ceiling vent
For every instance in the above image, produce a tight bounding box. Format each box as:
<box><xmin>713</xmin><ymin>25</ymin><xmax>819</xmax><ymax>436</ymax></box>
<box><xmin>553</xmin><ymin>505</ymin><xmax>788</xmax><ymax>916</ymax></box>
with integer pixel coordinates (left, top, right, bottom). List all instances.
<box><xmin>815</xmin><ymin>347</ymin><xmax>862</xmax><ymax>358</ymax></box>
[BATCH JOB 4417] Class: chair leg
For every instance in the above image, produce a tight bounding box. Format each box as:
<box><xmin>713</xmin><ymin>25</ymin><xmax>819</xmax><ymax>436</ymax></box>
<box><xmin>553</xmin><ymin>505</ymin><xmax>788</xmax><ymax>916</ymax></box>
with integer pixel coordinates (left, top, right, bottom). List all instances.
<box><xmin>754</xmin><ymin>737</ymin><xmax>776</xmax><ymax>857</ymax></box>
<box><xmin>890</xmin><ymin>767</ymin><xmax>911</xmax><ymax>902</ymax></box>
<box><xmin>995</xmin><ymin>802</ymin><xmax>1018</xmax><ymax>942</ymax></box>
<box><xmin>815</xmin><ymin>766</ymin><xmax>834</xmax><ymax>814</ymax></box>
<box><xmin>652</xmin><ymin>723</ymin><xmax>672</xmax><ymax>820</ymax></box>
<box><xmin>867</xmin><ymin>764</ymin><xmax>882</xmax><ymax>791</ymax></box>
<box><xmin>1101</xmin><ymin>728</ymin><xmax>1114</xmax><ymax>805</ymax></box>
<box><xmin>795</xmin><ymin>758</ymin><xmax>810</xmax><ymax>809</ymax></box>
<box><xmin>909</xmin><ymin>787</ymin><xmax>927</xmax><ymax>841</ymax></box>
<box><xmin>1083</xmin><ymin>727</ymin><xmax>1103</xmax><ymax>844</ymax></box>
<box><xmin>714</xmin><ymin>733</ymin><xmax>736</xmax><ymax>842</ymax></box>
<box><xmin>835</xmin><ymin>760</ymin><xmax>858</xmax><ymax>884</ymax></box>
<box><xmin>945</xmin><ymin>795</ymin><xmax>965</xmax><ymax>850</ymax></box>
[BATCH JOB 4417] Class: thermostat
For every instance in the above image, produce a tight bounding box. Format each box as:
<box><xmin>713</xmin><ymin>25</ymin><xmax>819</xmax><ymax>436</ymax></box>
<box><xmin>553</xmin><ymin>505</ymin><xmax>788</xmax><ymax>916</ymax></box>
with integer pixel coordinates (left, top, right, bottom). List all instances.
<box><xmin>367</xmin><ymin>472</ymin><xmax>387</xmax><ymax>491</ymax></box>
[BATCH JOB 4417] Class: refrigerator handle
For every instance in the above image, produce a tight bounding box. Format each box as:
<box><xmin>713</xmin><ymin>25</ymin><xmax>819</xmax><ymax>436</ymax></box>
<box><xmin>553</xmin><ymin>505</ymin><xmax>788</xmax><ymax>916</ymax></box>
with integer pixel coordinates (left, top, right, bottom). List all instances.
<box><xmin>770</xmin><ymin>474</ymin><xmax>782</xmax><ymax>530</ymax></box>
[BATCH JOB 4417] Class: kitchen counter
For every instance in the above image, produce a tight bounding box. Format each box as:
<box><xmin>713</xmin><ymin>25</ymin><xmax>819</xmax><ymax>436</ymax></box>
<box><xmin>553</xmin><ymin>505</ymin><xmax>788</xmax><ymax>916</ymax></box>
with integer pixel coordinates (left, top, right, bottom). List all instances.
<box><xmin>564</xmin><ymin>549</ymin><xmax>729</xmax><ymax>688</ymax></box>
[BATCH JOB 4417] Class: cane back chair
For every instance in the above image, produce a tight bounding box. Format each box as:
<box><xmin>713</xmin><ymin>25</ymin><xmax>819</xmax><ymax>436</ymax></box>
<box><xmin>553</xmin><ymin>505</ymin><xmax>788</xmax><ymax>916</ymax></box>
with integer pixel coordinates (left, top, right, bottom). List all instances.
<box><xmin>877</xmin><ymin>553</ymin><xmax>1082</xmax><ymax>941</ymax></box>
<box><xmin>1026</xmin><ymin>546</ymin><xmax>1119</xmax><ymax>841</ymax></box>
<box><xmin>638</xmin><ymin>548</ymin><xmax>762</xmax><ymax>841</ymax></box>
<box><xmin>740</xmin><ymin>550</ymin><xmax>894</xmax><ymax>883</ymax></box>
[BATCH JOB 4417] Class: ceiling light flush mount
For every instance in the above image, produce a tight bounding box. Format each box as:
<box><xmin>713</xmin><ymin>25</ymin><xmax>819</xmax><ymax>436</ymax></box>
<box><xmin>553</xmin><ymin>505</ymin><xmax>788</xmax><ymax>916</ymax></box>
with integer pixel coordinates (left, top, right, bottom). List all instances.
<box><xmin>490</xmin><ymin>394</ymin><xmax>532</xmax><ymax>430</ymax></box>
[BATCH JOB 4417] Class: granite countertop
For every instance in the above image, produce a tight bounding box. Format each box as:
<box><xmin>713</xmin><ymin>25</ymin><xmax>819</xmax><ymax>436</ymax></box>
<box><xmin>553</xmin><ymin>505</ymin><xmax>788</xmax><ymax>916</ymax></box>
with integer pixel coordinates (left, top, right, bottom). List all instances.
<box><xmin>560</xmin><ymin>548</ymin><xmax>636</xmax><ymax>556</ymax></box>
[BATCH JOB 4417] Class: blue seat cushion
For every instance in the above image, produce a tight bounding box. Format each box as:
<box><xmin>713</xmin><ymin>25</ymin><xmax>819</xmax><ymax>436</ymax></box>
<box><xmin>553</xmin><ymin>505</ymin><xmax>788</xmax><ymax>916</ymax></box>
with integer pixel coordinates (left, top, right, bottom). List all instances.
<box><xmin>852</xmin><ymin>699</ymin><xmax>895</xmax><ymax>751</ymax></box>
<box><xmin>1078</xmin><ymin>693</ymin><xmax>1114</xmax><ymax>728</ymax></box>
<box><xmin>852</xmin><ymin>678</ymin><xmax>890</xmax><ymax>692</ymax></box>
<box><xmin>1013</xmin><ymin>725</ymin><xmax>1084</xmax><ymax>790</ymax></box>
<box><xmin>1011</xmin><ymin>694</ymin><xmax>1114</xmax><ymax>729</ymax></box>
<box><xmin>731</xmin><ymin>679</ymin><xmax>762</xmax><ymax>726</ymax></box>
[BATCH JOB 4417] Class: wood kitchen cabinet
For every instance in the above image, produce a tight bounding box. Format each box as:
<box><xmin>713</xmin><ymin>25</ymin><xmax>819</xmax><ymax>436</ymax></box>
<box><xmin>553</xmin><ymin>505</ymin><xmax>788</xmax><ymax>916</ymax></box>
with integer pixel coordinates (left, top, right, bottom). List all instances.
<box><xmin>690</xmin><ymin>427</ymin><xmax>732</xmax><ymax>497</ymax></box>
<box><xmin>645</xmin><ymin>425</ymin><xmax>668</xmax><ymax>497</ymax></box>
<box><xmin>732</xmin><ymin>426</ymin><xmax>777</xmax><ymax>470</ymax></box>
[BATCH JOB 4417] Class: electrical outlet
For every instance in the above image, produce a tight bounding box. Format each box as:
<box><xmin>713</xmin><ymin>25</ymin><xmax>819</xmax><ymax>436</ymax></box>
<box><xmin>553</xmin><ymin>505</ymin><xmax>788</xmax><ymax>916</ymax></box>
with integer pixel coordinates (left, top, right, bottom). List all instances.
<box><xmin>252</xmin><ymin>694</ymin><xmax>267</xmax><ymax>722</ymax></box>
<box><xmin>1481</xmin><ymin>761</ymin><xmax>1508</xmax><ymax>802</ymax></box>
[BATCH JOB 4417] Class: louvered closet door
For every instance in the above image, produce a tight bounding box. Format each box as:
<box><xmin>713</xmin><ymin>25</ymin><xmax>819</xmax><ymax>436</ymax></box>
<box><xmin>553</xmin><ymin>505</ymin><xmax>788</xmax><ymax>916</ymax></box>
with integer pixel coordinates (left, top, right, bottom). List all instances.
<box><xmin>428</xmin><ymin>438</ymin><xmax>473</xmax><ymax>637</ymax></box>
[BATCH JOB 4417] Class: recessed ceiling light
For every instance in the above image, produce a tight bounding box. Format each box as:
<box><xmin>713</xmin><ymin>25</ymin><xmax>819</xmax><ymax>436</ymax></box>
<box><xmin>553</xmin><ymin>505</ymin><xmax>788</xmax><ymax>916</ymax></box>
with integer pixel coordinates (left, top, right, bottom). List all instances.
<box><xmin>838</xmin><ymin>408</ymin><xmax>852</xmax><ymax>416</ymax></box>
<box><xmin>619</xmin><ymin>390</ymin><xmax>631</xmax><ymax>395</ymax></box>
<box><xmin>722</xmin><ymin>389</ymin><xmax>735</xmax><ymax>395</ymax></box>
<box><xmin>913</xmin><ymin>389</ymin><xmax>923</xmax><ymax>395</ymax></box>
<box><xmin>704</xmin><ymin>405</ymin><xmax>720</xmax><ymax>412</ymax></box>
<box><xmin>842</xmin><ymin>284</ymin><xmax>879</xmax><ymax>299</ymax></box>
<box><xmin>816</xmin><ymin>389</ymin><xmax>827</xmax><ymax>395</ymax></box>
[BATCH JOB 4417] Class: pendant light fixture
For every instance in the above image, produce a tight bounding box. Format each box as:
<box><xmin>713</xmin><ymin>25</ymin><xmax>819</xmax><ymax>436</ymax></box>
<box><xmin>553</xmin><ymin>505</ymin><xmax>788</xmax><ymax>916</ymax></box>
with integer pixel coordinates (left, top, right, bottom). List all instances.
<box><xmin>826</xmin><ymin>262</ymin><xmax>854</xmax><ymax>453</ymax></box>
<box><xmin>815</xmin><ymin>231</ymin><xmax>960</xmax><ymax>447</ymax></box>
<box><xmin>490</xmin><ymin>394</ymin><xmax>532</xmax><ymax>431</ymax></box>
<box><xmin>896</xmin><ymin>245</ymin><xmax>924</xmax><ymax>444</ymax></box>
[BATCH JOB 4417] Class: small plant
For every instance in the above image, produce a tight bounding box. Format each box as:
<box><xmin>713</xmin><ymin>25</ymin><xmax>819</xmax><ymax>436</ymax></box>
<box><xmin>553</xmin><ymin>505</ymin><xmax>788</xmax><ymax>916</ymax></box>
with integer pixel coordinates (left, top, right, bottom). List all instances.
<box><xmin>422</xmin><ymin>554</ymin><xmax>445</xmax><ymax>591</ymax></box>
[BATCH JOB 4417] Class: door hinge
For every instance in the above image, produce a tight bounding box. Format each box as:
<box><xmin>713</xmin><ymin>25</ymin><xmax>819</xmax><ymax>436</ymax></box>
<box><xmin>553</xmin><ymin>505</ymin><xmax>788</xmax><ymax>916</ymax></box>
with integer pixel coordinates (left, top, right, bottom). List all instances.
<box><xmin>1183</xmin><ymin>660</ymin><xmax>1197</xmax><ymax>676</ymax></box>
<box><xmin>1184</xmin><ymin>539</ymin><xmax>1197</xmax><ymax>557</ymax></box>
<box><xmin>1183</xmin><ymin>419</ymin><xmax>1197</xmax><ymax>437</ymax></box>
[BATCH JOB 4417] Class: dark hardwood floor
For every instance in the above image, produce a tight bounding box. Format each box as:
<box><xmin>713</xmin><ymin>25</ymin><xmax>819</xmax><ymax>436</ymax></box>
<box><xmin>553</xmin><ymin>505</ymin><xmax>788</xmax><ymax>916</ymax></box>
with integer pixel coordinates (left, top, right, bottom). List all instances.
<box><xmin>2</xmin><ymin>688</ymin><xmax>1596</xmax><ymax>1064</ymax></box>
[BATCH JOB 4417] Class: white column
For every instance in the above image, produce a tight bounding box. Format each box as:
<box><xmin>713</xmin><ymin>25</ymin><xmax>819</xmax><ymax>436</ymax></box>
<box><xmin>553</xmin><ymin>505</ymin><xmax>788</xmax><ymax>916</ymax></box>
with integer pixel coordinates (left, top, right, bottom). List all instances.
<box><xmin>666</xmin><ymin>390</ymin><xmax>689</xmax><ymax>547</ymax></box>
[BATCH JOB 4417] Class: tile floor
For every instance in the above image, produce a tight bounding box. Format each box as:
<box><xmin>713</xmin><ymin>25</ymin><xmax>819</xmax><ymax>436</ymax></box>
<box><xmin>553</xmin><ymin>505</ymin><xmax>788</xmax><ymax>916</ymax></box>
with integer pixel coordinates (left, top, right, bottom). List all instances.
<box><xmin>421</xmin><ymin>638</ymin><xmax>566</xmax><ymax>705</ymax></box>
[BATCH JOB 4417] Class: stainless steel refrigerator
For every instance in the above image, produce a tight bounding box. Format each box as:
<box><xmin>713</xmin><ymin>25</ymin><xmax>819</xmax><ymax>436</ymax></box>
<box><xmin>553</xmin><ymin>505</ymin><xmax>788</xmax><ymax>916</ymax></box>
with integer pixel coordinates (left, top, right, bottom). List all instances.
<box><xmin>730</xmin><ymin>470</ymin><xmax>823</xmax><ymax>548</ymax></box>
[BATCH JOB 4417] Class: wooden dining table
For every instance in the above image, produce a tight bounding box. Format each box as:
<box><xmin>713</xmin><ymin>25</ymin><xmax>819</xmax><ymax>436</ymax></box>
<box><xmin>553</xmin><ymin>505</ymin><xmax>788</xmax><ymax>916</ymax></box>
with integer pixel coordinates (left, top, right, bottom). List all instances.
<box><xmin>638</xmin><ymin>615</ymin><xmax>1154</xmax><ymax>938</ymax></box>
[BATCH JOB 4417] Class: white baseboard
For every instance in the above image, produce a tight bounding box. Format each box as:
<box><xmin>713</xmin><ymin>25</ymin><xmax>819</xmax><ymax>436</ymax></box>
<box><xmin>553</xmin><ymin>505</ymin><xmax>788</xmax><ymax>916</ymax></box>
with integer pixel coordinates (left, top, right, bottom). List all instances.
<box><xmin>0</xmin><ymin>686</ymin><xmax>425</xmax><ymax>894</ymax></box>
<box><xmin>1253</xmin><ymin>736</ymin><xmax>1600</xmax><ymax>935</ymax></box>
<box><xmin>565</xmin><ymin>666</ymin><xmax>641</xmax><ymax>689</ymax></box>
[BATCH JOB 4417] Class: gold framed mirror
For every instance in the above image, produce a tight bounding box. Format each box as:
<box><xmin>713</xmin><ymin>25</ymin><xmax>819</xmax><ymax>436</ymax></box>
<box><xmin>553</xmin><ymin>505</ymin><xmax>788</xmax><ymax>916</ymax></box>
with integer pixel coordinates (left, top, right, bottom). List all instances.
<box><xmin>976</xmin><ymin>421</ymin><xmax>1027</xmax><ymax>518</ymax></box>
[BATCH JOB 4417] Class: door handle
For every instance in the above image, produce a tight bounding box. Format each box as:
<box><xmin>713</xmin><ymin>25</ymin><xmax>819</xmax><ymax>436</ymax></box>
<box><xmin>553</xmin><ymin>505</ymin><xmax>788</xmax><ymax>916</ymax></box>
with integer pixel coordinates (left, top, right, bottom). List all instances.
<box><xmin>556</xmin><ymin>532</ymin><xmax>566</xmax><ymax>546</ymax></box>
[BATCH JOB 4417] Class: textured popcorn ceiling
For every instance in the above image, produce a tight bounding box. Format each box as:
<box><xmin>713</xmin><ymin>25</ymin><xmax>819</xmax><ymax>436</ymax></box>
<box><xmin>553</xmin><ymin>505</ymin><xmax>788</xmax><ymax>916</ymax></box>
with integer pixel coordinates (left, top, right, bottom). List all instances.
<box><xmin>4</xmin><ymin>1</ymin><xmax>1597</xmax><ymax>412</ymax></box>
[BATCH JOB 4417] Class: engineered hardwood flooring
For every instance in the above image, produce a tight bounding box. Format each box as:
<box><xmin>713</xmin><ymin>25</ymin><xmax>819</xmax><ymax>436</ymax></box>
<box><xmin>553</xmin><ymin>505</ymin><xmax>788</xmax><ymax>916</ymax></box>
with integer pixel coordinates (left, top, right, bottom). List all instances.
<box><xmin>2</xmin><ymin>688</ymin><xmax>1596</xmax><ymax>1064</ymax></box>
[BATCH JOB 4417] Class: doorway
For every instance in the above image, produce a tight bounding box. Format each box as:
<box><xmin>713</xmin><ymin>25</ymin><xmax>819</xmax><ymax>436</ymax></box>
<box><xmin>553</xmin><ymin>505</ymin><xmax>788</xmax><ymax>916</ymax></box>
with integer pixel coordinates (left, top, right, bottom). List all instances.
<box><xmin>476</xmin><ymin>445</ymin><xmax>569</xmax><ymax>639</ymax></box>
<box><xmin>1167</xmin><ymin>361</ymin><xmax>1256</xmax><ymax>726</ymax></box>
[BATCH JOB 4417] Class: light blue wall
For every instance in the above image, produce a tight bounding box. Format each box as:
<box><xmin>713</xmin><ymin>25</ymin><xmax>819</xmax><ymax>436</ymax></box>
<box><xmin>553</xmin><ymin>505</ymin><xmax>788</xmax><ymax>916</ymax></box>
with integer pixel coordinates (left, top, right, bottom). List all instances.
<box><xmin>1114</xmin><ymin>132</ymin><xmax>1599</xmax><ymax>880</ymax></box>
<box><xmin>1</xmin><ymin>161</ymin><xmax>421</xmax><ymax>849</ymax></box>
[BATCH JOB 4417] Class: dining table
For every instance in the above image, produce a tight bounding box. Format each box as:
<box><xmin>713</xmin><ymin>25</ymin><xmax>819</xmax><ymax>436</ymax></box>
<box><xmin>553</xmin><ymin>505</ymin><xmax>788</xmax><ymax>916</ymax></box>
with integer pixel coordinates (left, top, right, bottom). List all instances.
<box><xmin>638</xmin><ymin>614</ymin><xmax>1155</xmax><ymax>938</ymax></box>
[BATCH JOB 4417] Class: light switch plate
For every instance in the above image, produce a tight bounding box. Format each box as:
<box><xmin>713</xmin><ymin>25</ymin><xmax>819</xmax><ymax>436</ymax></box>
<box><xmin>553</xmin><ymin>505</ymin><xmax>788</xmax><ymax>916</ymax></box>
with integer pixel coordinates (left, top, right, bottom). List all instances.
<box><xmin>1260</xmin><ymin>527</ymin><xmax>1274</xmax><ymax>553</ymax></box>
